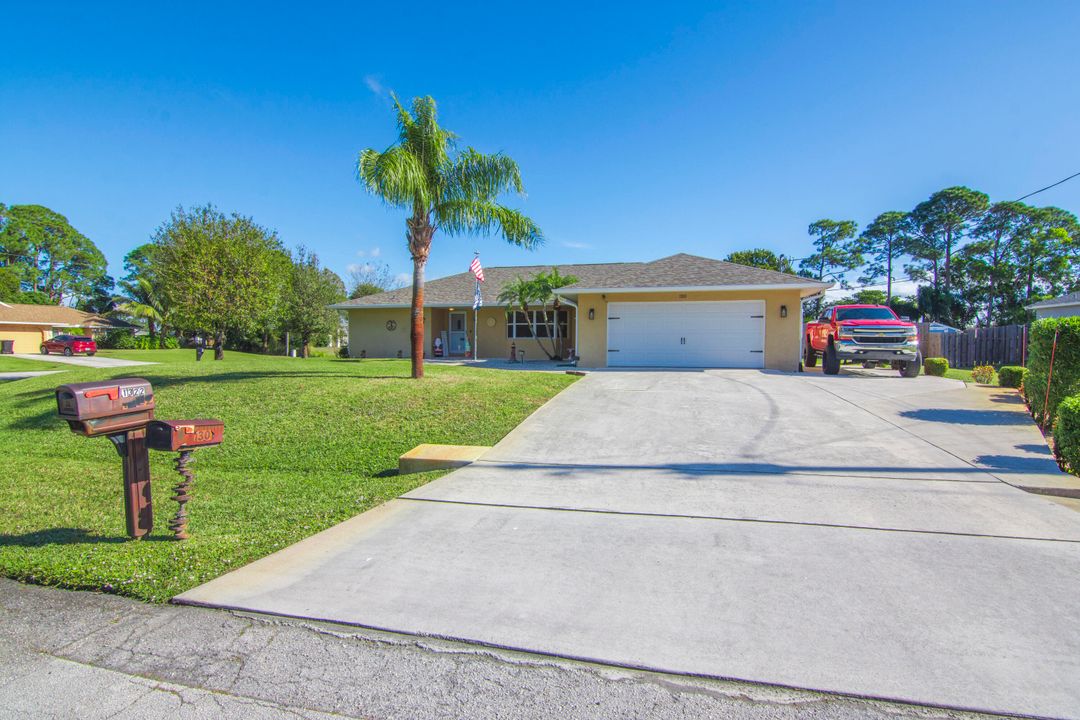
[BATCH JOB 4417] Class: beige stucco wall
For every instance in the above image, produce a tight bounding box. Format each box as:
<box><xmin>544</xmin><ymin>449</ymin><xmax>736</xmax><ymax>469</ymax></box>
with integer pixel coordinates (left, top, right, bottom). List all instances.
<box><xmin>347</xmin><ymin>307</ymin><xmax>578</xmax><ymax>361</ymax></box>
<box><xmin>474</xmin><ymin>306</ymin><xmax>576</xmax><ymax>361</ymax></box>
<box><xmin>347</xmin><ymin>309</ymin><xmax>430</xmax><ymax>358</ymax></box>
<box><xmin>0</xmin><ymin>326</ymin><xmax>49</xmax><ymax>353</ymax></box>
<box><xmin>574</xmin><ymin>289</ymin><xmax>805</xmax><ymax>371</ymax></box>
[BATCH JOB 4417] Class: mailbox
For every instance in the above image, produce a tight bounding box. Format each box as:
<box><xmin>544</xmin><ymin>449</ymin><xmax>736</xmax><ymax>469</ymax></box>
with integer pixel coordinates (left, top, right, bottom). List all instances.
<box><xmin>146</xmin><ymin>419</ymin><xmax>224</xmax><ymax>452</ymax></box>
<box><xmin>56</xmin><ymin>378</ymin><xmax>155</xmax><ymax>437</ymax></box>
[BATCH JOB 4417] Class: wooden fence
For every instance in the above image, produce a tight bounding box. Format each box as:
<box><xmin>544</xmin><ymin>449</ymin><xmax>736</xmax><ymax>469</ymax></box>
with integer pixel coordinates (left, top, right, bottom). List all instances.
<box><xmin>918</xmin><ymin>323</ymin><xmax>1029</xmax><ymax>368</ymax></box>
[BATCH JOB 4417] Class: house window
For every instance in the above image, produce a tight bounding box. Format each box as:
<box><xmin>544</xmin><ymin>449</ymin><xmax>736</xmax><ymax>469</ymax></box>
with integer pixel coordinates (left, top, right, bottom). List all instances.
<box><xmin>506</xmin><ymin>310</ymin><xmax>569</xmax><ymax>339</ymax></box>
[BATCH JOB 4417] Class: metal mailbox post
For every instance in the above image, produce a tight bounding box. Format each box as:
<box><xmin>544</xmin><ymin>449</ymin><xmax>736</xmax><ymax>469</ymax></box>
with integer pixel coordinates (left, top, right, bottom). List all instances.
<box><xmin>146</xmin><ymin>419</ymin><xmax>224</xmax><ymax>540</ymax></box>
<box><xmin>56</xmin><ymin>379</ymin><xmax>156</xmax><ymax>539</ymax></box>
<box><xmin>56</xmin><ymin>379</ymin><xmax>224</xmax><ymax>541</ymax></box>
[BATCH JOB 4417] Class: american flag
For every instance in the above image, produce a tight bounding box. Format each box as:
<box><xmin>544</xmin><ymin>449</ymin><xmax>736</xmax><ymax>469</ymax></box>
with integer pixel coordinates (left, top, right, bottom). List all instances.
<box><xmin>469</xmin><ymin>257</ymin><xmax>484</xmax><ymax>282</ymax></box>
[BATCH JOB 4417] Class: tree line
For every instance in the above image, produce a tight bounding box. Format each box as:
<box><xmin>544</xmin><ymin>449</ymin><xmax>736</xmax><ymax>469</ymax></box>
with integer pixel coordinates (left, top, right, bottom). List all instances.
<box><xmin>727</xmin><ymin>186</ymin><xmax>1079</xmax><ymax>327</ymax></box>
<box><xmin>1</xmin><ymin>202</ymin><xmax>355</xmax><ymax>359</ymax></box>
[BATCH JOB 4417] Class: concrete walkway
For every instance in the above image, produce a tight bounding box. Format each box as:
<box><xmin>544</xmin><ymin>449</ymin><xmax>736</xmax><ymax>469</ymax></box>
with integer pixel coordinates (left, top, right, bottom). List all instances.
<box><xmin>178</xmin><ymin>370</ymin><xmax>1080</xmax><ymax>719</ymax></box>
<box><xmin>0</xmin><ymin>370</ymin><xmax>65</xmax><ymax>381</ymax></box>
<box><xmin>11</xmin><ymin>353</ymin><xmax>156</xmax><ymax>368</ymax></box>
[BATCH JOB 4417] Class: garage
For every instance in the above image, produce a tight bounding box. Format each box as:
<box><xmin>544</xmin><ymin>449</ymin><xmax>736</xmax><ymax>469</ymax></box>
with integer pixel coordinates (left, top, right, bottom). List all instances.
<box><xmin>606</xmin><ymin>300</ymin><xmax>765</xmax><ymax>368</ymax></box>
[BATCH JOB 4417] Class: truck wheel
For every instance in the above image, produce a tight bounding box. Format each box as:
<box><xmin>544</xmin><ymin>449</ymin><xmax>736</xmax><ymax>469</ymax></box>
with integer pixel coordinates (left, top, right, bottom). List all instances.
<box><xmin>40</xmin><ymin>346</ymin><xmax>49</xmax><ymax>355</ymax></box>
<box><xmin>64</xmin><ymin>347</ymin><xmax>73</xmax><ymax>357</ymax></box>
<box><xmin>804</xmin><ymin>338</ymin><xmax>818</xmax><ymax>367</ymax></box>
<box><xmin>899</xmin><ymin>352</ymin><xmax>922</xmax><ymax>378</ymax></box>
<box><xmin>823</xmin><ymin>342</ymin><xmax>841</xmax><ymax>375</ymax></box>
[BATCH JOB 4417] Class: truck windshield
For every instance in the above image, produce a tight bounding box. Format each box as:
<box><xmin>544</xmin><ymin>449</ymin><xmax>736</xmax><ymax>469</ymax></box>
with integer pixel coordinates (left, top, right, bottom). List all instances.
<box><xmin>835</xmin><ymin>307</ymin><xmax>898</xmax><ymax>321</ymax></box>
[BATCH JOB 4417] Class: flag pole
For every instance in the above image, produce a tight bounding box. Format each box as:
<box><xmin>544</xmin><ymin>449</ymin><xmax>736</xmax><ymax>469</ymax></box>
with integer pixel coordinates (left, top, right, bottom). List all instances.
<box><xmin>473</xmin><ymin>251</ymin><xmax>480</xmax><ymax>362</ymax></box>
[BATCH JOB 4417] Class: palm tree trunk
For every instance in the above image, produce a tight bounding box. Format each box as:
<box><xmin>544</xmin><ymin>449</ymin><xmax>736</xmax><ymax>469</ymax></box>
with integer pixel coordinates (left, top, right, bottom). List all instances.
<box><xmin>406</xmin><ymin>214</ymin><xmax>433</xmax><ymax>379</ymax></box>
<box><xmin>410</xmin><ymin>258</ymin><xmax>425</xmax><ymax>377</ymax></box>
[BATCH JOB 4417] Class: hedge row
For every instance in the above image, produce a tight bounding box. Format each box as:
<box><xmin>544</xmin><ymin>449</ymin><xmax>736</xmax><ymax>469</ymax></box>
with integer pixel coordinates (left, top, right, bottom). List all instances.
<box><xmin>1023</xmin><ymin>317</ymin><xmax>1080</xmax><ymax>428</ymax></box>
<box><xmin>99</xmin><ymin>329</ymin><xmax>181</xmax><ymax>350</ymax></box>
<box><xmin>1057</xmin><ymin>395</ymin><xmax>1080</xmax><ymax>475</ymax></box>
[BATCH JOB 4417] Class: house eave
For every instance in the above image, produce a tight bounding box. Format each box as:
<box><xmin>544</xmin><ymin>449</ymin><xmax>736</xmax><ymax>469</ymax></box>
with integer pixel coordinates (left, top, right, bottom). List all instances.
<box><xmin>558</xmin><ymin>283</ymin><xmax>833</xmax><ymax>296</ymax></box>
<box><xmin>1025</xmin><ymin>301</ymin><xmax>1080</xmax><ymax>311</ymax></box>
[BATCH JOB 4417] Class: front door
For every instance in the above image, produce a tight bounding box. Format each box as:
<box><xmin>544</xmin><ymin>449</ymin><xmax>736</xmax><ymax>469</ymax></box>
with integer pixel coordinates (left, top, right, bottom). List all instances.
<box><xmin>449</xmin><ymin>312</ymin><xmax>468</xmax><ymax>355</ymax></box>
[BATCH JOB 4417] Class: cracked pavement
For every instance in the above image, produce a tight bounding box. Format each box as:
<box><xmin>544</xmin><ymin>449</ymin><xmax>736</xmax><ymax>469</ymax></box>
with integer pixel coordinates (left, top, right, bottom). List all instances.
<box><xmin>1</xmin><ymin>579</ymin><xmax>1008</xmax><ymax>719</ymax></box>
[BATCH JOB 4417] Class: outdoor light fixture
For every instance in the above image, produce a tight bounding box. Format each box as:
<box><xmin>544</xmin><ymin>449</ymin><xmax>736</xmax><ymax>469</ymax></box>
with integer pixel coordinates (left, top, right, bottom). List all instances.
<box><xmin>780</xmin><ymin>305</ymin><xmax>788</xmax><ymax>318</ymax></box>
<box><xmin>588</xmin><ymin>308</ymin><xmax>595</xmax><ymax>320</ymax></box>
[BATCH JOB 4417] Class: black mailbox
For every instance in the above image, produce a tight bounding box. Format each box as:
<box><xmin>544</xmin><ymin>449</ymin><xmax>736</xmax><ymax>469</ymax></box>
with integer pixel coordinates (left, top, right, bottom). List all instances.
<box><xmin>56</xmin><ymin>378</ymin><xmax>155</xmax><ymax>437</ymax></box>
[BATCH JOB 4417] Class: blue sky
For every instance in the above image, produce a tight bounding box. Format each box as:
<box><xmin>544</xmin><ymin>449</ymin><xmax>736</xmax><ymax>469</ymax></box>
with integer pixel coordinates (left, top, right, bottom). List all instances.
<box><xmin>2</xmin><ymin>1</ymin><xmax>1078</xmax><ymax>295</ymax></box>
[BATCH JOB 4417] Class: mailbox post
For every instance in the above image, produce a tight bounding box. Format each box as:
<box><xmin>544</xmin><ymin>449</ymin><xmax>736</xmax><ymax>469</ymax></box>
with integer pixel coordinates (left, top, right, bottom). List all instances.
<box><xmin>56</xmin><ymin>379</ymin><xmax>224</xmax><ymax>541</ymax></box>
<box><xmin>56</xmin><ymin>379</ymin><xmax>156</xmax><ymax>539</ymax></box>
<box><xmin>147</xmin><ymin>419</ymin><xmax>224</xmax><ymax>540</ymax></box>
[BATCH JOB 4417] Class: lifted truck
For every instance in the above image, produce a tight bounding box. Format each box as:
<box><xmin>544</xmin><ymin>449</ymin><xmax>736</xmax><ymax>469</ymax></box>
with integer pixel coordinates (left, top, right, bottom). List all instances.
<box><xmin>804</xmin><ymin>304</ymin><xmax>921</xmax><ymax>377</ymax></box>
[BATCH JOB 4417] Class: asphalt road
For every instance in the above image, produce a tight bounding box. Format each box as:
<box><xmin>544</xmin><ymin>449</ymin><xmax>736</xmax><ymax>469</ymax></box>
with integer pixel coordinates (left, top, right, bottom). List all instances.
<box><xmin>0</xmin><ymin>579</ymin><xmax>1010</xmax><ymax>720</ymax></box>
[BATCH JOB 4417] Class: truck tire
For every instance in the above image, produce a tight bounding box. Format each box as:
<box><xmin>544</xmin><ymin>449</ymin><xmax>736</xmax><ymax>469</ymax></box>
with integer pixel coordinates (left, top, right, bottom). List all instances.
<box><xmin>40</xmin><ymin>346</ymin><xmax>49</xmax><ymax>355</ymax></box>
<box><xmin>64</xmin><ymin>347</ymin><xmax>73</xmax><ymax>357</ymax></box>
<box><xmin>899</xmin><ymin>352</ymin><xmax>922</xmax><ymax>378</ymax></box>
<box><xmin>804</xmin><ymin>337</ymin><xmax>818</xmax><ymax>367</ymax></box>
<box><xmin>823</xmin><ymin>342</ymin><xmax>841</xmax><ymax>375</ymax></box>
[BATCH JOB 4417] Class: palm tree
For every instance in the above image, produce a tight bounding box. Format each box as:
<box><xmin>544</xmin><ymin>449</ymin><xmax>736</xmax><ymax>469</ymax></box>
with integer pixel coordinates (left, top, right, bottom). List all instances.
<box><xmin>115</xmin><ymin>276</ymin><xmax>167</xmax><ymax>341</ymax></box>
<box><xmin>356</xmin><ymin>95</ymin><xmax>543</xmax><ymax>378</ymax></box>
<box><xmin>497</xmin><ymin>268</ymin><xmax>577</xmax><ymax>360</ymax></box>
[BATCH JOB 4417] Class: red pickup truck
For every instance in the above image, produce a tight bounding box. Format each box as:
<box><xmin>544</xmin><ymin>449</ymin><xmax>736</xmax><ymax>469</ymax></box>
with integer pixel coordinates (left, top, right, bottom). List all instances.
<box><xmin>804</xmin><ymin>305</ymin><xmax>920</xmax><ymax>377</ymax></box>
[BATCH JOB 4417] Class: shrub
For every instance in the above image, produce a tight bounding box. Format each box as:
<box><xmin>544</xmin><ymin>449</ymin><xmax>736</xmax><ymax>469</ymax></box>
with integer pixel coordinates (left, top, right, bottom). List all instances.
<box><xmin>1024</xmin><ymin>317</ymin><xmax>1080</xmax><ymax>428</ymax></box>
<box><xmin>1056</xmin><ymin>394</ymin><xmax>1080</xmax><ymax>475</ymax></box>
<box><xmin>161</xmin><ymin>336</ymin><xmax>181</xmax><ymax>350</ymax></box>
<box><xmin>924</xmin><ymin>357</ymin><xmax>949</xmax><ymax>377</ymax></box>
<box><xmin>971</xmin><ymin>365</ymin><xmax>996</xmax><ymax>385</ymax></box>
<box><xmin>998</xmin><ymin>366</ymin><xmax>1027</xmax><ymax>389</ymax></box>
<box><xmin>100</xmin><ymin>329</ymin><xmax>137</xmax><ymax>349</ymax></box>
<box><xmin>337</xmin><ymin>345</ymin><xmax>350</xmax><ymax>359</ymax></box>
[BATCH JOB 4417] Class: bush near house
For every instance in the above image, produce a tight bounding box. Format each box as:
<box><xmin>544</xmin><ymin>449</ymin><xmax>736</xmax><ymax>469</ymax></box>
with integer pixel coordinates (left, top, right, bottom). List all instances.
<box><xmin>99</xmin><ymin>329</ymin><xmax>180</xmax><ymax>350</ymax></box>
<box><xmin>924</xmin><ymin>357</ymin><xmax>949</xmax><ymax>377</ymax></box>
<box><xmin>1024</xmin><ymin>318</ymin><xmax>1080</xmax><ymax>429</ymax></box>
<box><xmin>1056</xmin><ymin>394</ymin><xmax>1080</xmax><ymax>475</ymax></box>
<box><xmin>998</xmin><ymin>366</ymin><xmax>1027</xmax><ymax>389</ymax></box>
<box><xmin>971</xmin><ymin>365</ymin><xmax>996</xmax><ymax>385</ymax></box>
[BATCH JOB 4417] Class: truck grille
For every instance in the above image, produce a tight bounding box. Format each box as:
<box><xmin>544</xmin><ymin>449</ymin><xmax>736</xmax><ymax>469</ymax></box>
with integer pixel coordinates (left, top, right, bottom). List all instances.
<box><xmin>845</xmin><ymin>326</ymin><xmax>913</xmax><ymax>345</ymax></box>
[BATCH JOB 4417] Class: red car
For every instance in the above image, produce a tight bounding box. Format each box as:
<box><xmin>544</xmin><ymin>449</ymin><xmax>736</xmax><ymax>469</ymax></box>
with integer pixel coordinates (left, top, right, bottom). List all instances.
<box><xmin>40</xmin><ymin>334</ymin><xmax>97</xmax><ymax>357</ymax></box>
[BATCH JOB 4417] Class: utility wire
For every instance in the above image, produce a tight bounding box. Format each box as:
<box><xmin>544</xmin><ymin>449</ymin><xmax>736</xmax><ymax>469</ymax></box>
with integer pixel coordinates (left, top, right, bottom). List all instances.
<box><xmin>1015</xmin><ymin>170</ymin><xmax>1080</xmax><ymax>202</ymax></box>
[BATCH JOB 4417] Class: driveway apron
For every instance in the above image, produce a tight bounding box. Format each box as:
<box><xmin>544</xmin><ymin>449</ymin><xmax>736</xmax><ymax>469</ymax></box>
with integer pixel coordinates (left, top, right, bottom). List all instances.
<box><xmin>177</xmin><ymin>370</ymin><xmax>1080</xmax><ymax>719</ymax></box>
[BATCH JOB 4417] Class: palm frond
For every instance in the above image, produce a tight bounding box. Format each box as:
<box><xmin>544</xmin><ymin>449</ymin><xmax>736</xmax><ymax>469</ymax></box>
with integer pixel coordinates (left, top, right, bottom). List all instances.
<box><xmin>443</xmin><ymin>148</ymin><xmax>524</xmax><ymax>203</ymax></box>
<box><xmin>435</xmin><ymin>200</ymin><xmax>543</xmax><ymax>248</ymax></box>
<box><xmin>357</xmin><ymin>146</ymin><xmax>431</xmax><ymax>208</ymax></box>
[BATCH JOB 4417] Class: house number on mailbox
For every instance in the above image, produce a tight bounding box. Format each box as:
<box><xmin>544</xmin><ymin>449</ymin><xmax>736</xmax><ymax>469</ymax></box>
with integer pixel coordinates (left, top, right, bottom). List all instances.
<box><xmin>385</xmin><ymin>320</ymin><xmax>397</xmax><ymax>331</ymax></box>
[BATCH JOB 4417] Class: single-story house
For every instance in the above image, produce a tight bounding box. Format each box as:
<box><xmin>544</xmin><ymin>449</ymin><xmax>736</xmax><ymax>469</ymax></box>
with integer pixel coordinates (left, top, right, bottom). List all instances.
<box><xmin>331</xmin><ymin>253</ymin><xmax>831</xmax><ymax>371</ymax></box>
<box><xmin>1026</xmin><ymin>291</ymin><xmax>1080</xmax><ymax>320</ymax></box>
<box><xmin>0</xmin><ymin>302</ymin><xmax>133</xmax><ymax>353</ymax></box>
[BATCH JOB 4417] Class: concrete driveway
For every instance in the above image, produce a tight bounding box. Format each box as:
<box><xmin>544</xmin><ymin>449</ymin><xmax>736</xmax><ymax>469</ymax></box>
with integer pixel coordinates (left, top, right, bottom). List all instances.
<box><xmin>178</xmin><ymin>370</ymin><xmax>1080</xmax><ymax>719</ymax></box>
<box><xmin>11</xmin><ymin>353</ymin><xmax>155</xmax><ymax>368</ymax></box>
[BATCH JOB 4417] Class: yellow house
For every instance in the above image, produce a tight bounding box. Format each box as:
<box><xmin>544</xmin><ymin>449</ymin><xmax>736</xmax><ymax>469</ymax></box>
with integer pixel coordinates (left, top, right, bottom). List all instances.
<box><xmin>0</xmin><ymin>302</ymin><xmax>132</xmax><ymax>354</ymax></box>
<box><xmin>331</xmin><ymin>254</ymin><xmax>831</xmax><ymax>371</ymax></box>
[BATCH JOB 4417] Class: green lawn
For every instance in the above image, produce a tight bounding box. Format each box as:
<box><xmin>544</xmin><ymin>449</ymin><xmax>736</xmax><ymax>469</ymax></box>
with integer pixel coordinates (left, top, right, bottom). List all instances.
<box><xmin>0</xmin><ymin>356</ymin><xmax>67</xmax><ymax>373</ymax></box>
<box><xmin>0</xmin><ymin>350</ymin><xmax>577</xmax><ymax>601</ymax></box>
<box><xmin>943</xmin><ymin>367</ymin><xmax>999</xmax><ymax>386</ymax></box>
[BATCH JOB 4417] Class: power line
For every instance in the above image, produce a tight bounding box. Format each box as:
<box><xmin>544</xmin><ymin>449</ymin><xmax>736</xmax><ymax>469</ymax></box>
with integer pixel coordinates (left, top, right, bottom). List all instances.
<box><xmin>1016</xmin><ymin>170</ymin><xmax>1080</xmax><ymax>202</ymax></box>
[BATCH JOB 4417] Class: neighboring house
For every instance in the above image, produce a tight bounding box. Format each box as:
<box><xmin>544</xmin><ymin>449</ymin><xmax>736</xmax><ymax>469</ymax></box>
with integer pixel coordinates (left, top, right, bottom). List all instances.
<box><xmin>927</xmin><ymin>322</ymin><xmax>962</xmax><ymax>334</ymax></box>
<box><xmin>0</xmin><ymin>302</ymin><xmax>133</xmax><ymax>353</ymax></box>
<box><xmin>1026</xmin><ymin>291</ymin><xmax>1080</xmax><ymax>320</ymax></box>
<box><xmin>330</xmin><ymin>253</ymin><xmax>830</xmax><ymax>371</ymax></box>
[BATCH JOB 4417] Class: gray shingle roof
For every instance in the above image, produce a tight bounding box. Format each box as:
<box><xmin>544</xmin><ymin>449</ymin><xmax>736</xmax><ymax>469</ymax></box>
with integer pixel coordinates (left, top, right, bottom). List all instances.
<box><xmin>1026</xmin><ymin>291</ymin><xmax>1080</xmax><ymax>310</ymax></box>
<box><xmin>331</xmin><ymin>253</ymin><xmax>828</xmax><ymax>308</ymax></box>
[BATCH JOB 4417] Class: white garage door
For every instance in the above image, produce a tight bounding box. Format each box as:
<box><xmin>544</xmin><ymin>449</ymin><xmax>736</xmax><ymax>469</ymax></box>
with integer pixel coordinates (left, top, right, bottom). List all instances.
<box><xmin>606</xmin><ymin>301</ymin><xmax>765</xmax><ymax>368</ymax></box>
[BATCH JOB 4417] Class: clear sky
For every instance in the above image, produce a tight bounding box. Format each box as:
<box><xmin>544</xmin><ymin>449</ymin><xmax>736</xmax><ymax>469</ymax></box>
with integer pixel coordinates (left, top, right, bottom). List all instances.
<box><xmin>2</xmin><ymin>1</ymin><xmax>1078</xmax><ymax>294</ymax></box>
